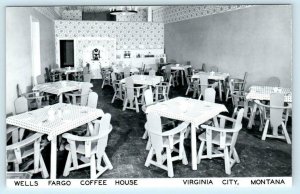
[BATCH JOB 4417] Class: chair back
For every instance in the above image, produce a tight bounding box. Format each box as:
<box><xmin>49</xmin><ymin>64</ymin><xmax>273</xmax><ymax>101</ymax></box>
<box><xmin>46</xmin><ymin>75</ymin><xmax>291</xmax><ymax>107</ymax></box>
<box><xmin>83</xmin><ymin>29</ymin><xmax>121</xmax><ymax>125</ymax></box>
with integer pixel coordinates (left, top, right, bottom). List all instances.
<box><xmin>123</xmin><ymin>67</ymin><xmax>131</xmax><ymax>78</ymax></box>
<box><xmin>270</xmin><ymin>93</ymin><xmax>284</xmax><ymax>130</ymax></box>
<box><xmin>199</xmin><ymin>73</ymin><xmax>209</xmax><ymax>94</ymax></box>
<box><xmin>125</xmin><ymin>77</ymin><xmax>134</xmax><ymax>102</ymax></box>
<box><xmin>231</xmin><ymin>91</ymin><xmax>246</xmax><ymax>108</ymax></box>
<box><xmin>149</xmin><ymin>69</ymin><xmax>156</xmax><ymax>76</ymax></box>
<box><xmin>14</xmin><ymin>97</ymin><xmax>28</xmax><ymax>114</ymax></box>
<box><xmin>83</xmin><ymin>66</ymin><xmax>89</xmax><ymax>75</ymax></box>
<box><xmin>210</xmin><ymin>66</ymin><xmax>218</xmax><ymax>72</ymax></box>
<box><xmin>36</xmin><ymin>75</ymin><xmax>45</xmax><ymax>85</ymax></box>
<box><xmin>204</xmin><ymin>88</ymin><xmax>216</xmax><ymax>103</ymax></box>
<box><xmin>146</xmin><ymin>113</ymin><xmax>163</xmax><ymax>159</ymax></box>
<box><xmin>87</xmin><ymin>92</ymin><xmax>98</xmax><ymax>108</ymax></box>
<box><xmin>266</xmin><ymin>76</ymin><xmax>280</xmax><ymax>87</ymax></box>
<box><xmin>144</xmin><ymin>89</ymin><xmax>154</xmax><ymax>106</ymax></box>
<box><xmin>202</xmin><ymin>63</ymin><xmax>208</xmax><ymax>72</ymax></box>
<box><xmin>111</xmin><ymin>72</ymin><xmax>117</xmax><ymax>82</ymax></box>
<box><xmin>83</xmin><ymin>74</ymin><xmax>92</xmax><ymax>82</ymax></box>
<box><xmin>165</xmin><ymin>65</ymin><xmax>172</xmax><ymax>81</ymax></box>
<box><xmin>80</xmin><ymin>83</ymin><xmax>91</xmax><ymax>106</ymax></box>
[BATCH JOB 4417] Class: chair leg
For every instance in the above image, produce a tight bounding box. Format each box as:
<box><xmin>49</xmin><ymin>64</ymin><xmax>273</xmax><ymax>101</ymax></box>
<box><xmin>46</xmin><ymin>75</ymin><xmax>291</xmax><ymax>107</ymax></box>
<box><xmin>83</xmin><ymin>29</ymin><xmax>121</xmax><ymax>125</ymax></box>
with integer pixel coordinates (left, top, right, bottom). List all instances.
<box><xmin>262</xmin><ymin>119</ymin><xmax>269</xmax><ymax>141</ymax></box>
<box><xmin>142</xmin><ymin>131</ymin><xmax>148</xmax><ymax>139</ymax></box>
<box><xmin>185</xmin><ymin>87</ymin><xmax>190</xmax><ymax>95</ymax></box>
<box><xmin>281</xmin><ymin>122</ymin><xmax>291</xmax><ymax>144</ymax></box>
<box><xmin>232</xmin><ymin>107</ymin><xmax>237</xmax><ymax>118</ymax></box>
<box><xmin>111</xmin><ymin>92</ymin><xmax>116</xmax><ymax>103</ymax></box>
<box><xmin>103</xmin><ymin>153</ymin><xmax>113</xmax><ymax>170</ymax></box>
<box><xmin>166</xmin><ymin>148</ymin><xmax>174</xmax><ymax>178</ymax></box>
<box><xmin>197</xmin><ymin>141</ymin><xmax>205</xmax><ymax>164</ymax></box>
<box><xmin>39</xmin><ymin>155</ymin><xmax>49</xmax><ymax>178</ymax></box>
<box><xmin>146</xmin><ymin>139</ymin><xmax>151</xmax><ymax>150</ymax></box>
<box><xmin>63</xmin><ymin>152</ymin><xmax>72</xmax><ymax>177</ymax></box>
<box><xmin>135</xmin><ymin>97</ymin><xmax>139</xmax><ymax>113</ymax></box>
<box><xmin>90</xmin><ymin>155</ymin><xmax>96</xmax><ymax>179</ymax></box>
<box><xmin>232</xmin><ymin>148</ymin><xmax>240</xmax><ymax>163</ymax></box>
<box><xmin>122</xmin><ymin>98</ymin><xmax>128</xmax><ymax>111</ymax></box>
<box><xmin>145</xmin><ymin>147</ymin><xmax>154</xmax><ymax>167</ymax></box>
<box><xmin>224</xmin><ymin>147</ymin><xmax>231</xmax><ymax>175</ymax></box>
<box><xmin>182</xmin><ymin>147</ymin><xmax>188</xmax><ymax>165</ymax></box>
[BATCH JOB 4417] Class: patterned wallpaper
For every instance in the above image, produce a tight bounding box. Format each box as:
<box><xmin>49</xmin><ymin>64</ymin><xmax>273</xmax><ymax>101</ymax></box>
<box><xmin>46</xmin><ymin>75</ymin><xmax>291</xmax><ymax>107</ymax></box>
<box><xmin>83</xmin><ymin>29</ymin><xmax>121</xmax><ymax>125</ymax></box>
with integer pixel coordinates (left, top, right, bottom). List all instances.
<box><xmin>54</xmin><ymin>20</ymin><xmax>164</xmax><ymax>50</ymax></box>
<box><xmin>153</xmin><ymin>5</ymin><xmax>255</xmax><ymax>24</ymax></box>
<box><xmin>61</xmin><ymin>10</ymin><xmax>82</xmax><ymax>20</ymax></box>
<box><xmin>116</xmin><ymin>9</ymin><xmax>148</xmax><ymax>22</ymax></box>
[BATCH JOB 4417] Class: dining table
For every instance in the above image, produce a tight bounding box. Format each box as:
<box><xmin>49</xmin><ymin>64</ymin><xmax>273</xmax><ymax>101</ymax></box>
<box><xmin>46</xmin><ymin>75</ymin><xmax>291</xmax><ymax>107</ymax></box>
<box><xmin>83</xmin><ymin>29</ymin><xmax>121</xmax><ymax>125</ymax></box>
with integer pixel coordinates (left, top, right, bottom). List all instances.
<box><xmin>245</xmin><ymin>85</ymin><xmax>292</xmax><ymax>129</ymax></box>
<box><xmin>52</xmin><ymin>67</ymin><xmax>83</xmax><ymax>80</ymax></box>
<box><xmin>32</xmin><ymin>81</ymin><xmax>93</xmax><ymax>103</ymax></box>
<box><xmin>162</xmin><ymin>64</ymin><xmax>192</xmax><ymax>86</ymax></box>
<box><xmin>6</xmin><ymin>103</ymin><xmax>104</xmax><ymax>179</ymax></box>
<box><xmin>192</xmin><ymin>71</ymin><xmax>229</xmax><ymax>101</ymax></box>
<box><xmin>146</xmin><ymin>97</ymin><xmax>228</xmax><ymax>170</ymax></box>
<box><xmin>120</xmin><ymin>75</ymin><xmax>164</xmax><ymax>87</ymax></box>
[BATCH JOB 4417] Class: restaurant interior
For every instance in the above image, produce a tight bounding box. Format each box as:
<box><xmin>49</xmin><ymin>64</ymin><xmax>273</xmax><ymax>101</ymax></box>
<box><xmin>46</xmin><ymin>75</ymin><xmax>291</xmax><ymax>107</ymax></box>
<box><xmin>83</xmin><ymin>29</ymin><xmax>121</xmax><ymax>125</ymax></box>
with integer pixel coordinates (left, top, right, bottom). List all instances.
<box><xmin>5</xmin><ymin>5</ymin><xmax>292</xmax><ymax>179</ymax></box>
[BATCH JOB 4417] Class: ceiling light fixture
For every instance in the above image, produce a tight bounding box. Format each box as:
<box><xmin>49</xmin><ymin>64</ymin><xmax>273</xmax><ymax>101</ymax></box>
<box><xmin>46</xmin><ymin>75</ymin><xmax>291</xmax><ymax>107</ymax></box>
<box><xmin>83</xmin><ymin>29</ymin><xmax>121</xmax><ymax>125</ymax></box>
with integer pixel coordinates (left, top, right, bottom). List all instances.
<box><xmin>110</xmin><ymin>6</ymin><xmax>138</xmax><ymax>16</ymax></box>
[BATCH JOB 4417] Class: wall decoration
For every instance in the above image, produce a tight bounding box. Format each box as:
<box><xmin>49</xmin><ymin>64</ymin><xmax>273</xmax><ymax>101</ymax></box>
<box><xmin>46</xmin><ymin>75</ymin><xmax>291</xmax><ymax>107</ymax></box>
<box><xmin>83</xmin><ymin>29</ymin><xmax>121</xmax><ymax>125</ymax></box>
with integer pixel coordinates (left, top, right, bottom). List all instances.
<box><xmin>116</xmin><ymin>9</ymin><xmax>148</xmax><ymax>22</ymax></box>
<box><xmin>153</xmin><ymin>5</ymin><xmax>255</xmax><ymax>24</ymax></box>
<box><xmin>61</xmin><ymin>10</ymin><xmax>82</xmax><ymax>20</ymax></box>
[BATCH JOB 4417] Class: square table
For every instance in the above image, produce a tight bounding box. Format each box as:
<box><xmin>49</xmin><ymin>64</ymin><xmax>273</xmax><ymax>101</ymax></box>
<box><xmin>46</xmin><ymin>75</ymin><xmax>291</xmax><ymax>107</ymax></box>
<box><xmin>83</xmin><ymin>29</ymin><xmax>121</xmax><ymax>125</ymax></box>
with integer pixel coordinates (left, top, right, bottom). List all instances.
<box><xmin>121</xmin><ymin>75</ymin><xmax>164</xmax><ymax>87</ymax></box>
<box><xmin>32</xmin><ymin>81</ymin><xmax>93</xmax><ymax>103</ymax></box>
<box><xmin>6</xmin><ymin>103</ymin><xmax>104</xmax><ymax>179</ymax></box>
<box><xmin>162</xmin><ymin>64</ymin><xmax>192</xmax><ymax>86</ymax></box>
<box><xmin>192</xmin><ymin>72</ymin><xmax>229</xmax><ymax>101</ymax></box>
<box><xmin>245</xmin><ymin>86</ymin><xmax>292</xmax><ymax>129</ymax></box>
<box><xmin>146</xmin><ymin>97</ymin><xmax>228</xmax><ymax>170</ymax></box>
<box><xmin>53</xmin><ymin>67</ymin><xmax>83</xmax><ymax>80</ymax></box>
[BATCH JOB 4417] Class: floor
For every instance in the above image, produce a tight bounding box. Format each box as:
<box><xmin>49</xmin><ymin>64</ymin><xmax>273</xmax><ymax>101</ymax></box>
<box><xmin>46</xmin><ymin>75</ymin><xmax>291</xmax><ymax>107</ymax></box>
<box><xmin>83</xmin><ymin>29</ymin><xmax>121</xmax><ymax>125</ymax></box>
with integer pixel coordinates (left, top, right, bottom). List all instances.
<box><xmin>31</xmin><ymin>79</ymin><xmax>291</xmax><ymax>179</ymax></box>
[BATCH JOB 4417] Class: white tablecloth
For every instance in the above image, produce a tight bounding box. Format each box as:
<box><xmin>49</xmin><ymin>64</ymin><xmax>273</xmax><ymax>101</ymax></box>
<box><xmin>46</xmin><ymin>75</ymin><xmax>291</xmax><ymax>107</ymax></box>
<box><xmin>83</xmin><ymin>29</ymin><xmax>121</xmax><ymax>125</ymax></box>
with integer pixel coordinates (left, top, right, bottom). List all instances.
<box><xmin>32</xmin><ymin>81</ymin><xmax>92</xmax><ymax>96</ymax></box>
<box><xmin>121</xmin><ymin>75</ymin><xmax>164</xmax><ymax>86</ymax></box>
<box><xmin>246</xmin><ymin>86</ymin><xmax>292</xmax><ymax>102</ymax></box>
<box><xmin>192</xmin><ymin>72</ymin><xmax>229</xmax><ymax>81</ymax></box>
<box><xmin>161</xmin><ymin>64</ymin><xmax>191</xmax><ymax>71</ymax></box>
<box><xmin>146</xmin><ymin>97</ymin><xmax>228</xmax><ymax>126</ymax></box>
<box><xmin>52</xmin><ymin>68</ymin><xmax>83</xmax><ymax>74</ymax></box>
<box><xmin>6</xmin><ymin>103</ymin><xmax>104</xmax><ymax>140</ymax></box>
<box><xmin>113</xmin><ymin>67</ymin><xmax>139</xmax><ymax>74</ymax></box>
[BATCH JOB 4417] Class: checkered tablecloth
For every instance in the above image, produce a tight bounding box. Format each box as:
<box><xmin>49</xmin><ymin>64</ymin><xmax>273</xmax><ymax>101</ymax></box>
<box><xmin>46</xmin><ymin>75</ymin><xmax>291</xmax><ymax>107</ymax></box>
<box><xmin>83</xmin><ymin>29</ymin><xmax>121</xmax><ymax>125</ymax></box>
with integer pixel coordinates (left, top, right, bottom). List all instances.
<box><xmin>6</xmin><ymin>103</ymin><xmax>104</xmax><ymax>140</ymax></box>
<box><xmin>192</xmin><ymin>72</ymin><xmax>229</xmax><ymax>81</ymax></box>
<box><xmin>161</xmin><ymin>65</ymin><xmax>191</xmax><ymax>71</ymax></box>
<box><xmin>32</xmin><ymin>81</ymin><xmax>92</xmax><ymax>96</ymax></box>
<box><xmin>246</xmin><ymin>86</ymin><xmax>292</xmax><ymax>102</ymax></box>
<box><xmin>146</xmin><ymin>97</ymin><xmax>228</xmax><ymax>126</ymax></box>
<box><xmin>113</xmin><ymin>67</ymin><xmax>139</xmax><ymax>74</ymax></box>
<box><xmin>121</xmin><ymin>75</ymin><xmax>164</xmax><ymax>86</ymax></box>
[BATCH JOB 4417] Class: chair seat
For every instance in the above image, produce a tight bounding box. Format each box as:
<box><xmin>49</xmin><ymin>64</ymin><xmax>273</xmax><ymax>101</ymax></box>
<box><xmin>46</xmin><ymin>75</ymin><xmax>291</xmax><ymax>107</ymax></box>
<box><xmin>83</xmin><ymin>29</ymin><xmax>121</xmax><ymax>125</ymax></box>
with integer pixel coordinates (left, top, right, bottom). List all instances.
<box><xmin>198</xmin><ymin>131</ymin><xmax>232</xmax><ymax>146</ymax></box>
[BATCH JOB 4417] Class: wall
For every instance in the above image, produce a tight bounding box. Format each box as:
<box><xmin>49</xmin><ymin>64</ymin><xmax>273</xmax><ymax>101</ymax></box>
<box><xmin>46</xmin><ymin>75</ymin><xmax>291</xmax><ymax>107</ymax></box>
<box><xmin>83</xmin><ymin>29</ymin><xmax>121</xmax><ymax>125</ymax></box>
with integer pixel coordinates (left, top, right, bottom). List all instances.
<box><xmin>6</xmin><ymin>7</ymin><xmax>56</xmax><ymax>114</ymax></box>
<box><xmin>54</xmin><ymin>20</ymin><xmax>164</xmax><ymax>66</ymax></box>
<box><xmin>164</xmin><ymin>5</ymin><xmax>292</xmax><ymax>88</ymax></box>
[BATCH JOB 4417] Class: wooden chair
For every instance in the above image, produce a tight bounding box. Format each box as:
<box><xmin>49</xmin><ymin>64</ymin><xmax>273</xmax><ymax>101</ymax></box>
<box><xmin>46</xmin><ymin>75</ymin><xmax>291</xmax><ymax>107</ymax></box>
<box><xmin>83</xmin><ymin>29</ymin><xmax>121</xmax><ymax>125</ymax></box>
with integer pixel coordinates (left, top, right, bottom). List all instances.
<box><xmin>83</xmin><ymin>74</ymin><xmax>92</xmax><ymax>83</ymax></box>
<box><xmin>123</xmin><ymin>66</ymin><xmax>131</xmax><ymax>78</ymax></box>
<box><xmin>198</xmin><ymin>109</ymin><xmax>244</xmax><ymax>175</ymax></box>
<box><xmin>164</xmin><ymin>65</ymin><xmax>178</xmax><ymax>86</ymax></box>
<box><xmin>111</xmin><ymin>72</ymin><xmax>124</xmax><ymax>103</ymax></box>
<box><xmin>6</xmin><ymin>132</ymin><xmax>49</xmax><ymax>178</ymax></box>
<box><xmin>122</xmin><ymin>77</ymin><xmax>147</xmax><ymax>113</ymax></box>
<box><xmin>16</xmin><ymin>84</ymin><xmax>44</xmax><ymax>110</ymax></box>
<box><xmin>87</xmin><ymin>92</ymin><xmax>98</xmax><ymax>108</ymax></box>
<box><xmin>62</xmin><ymin>114</ymin><xmax>113</xmax><ymax>179</ymax></box>
<box><xmin>225</xmin><ymin>73</ymin><xmax>248</xmax><ymax>102</ymax></box>
<box><xmin>203</xmin><ymin>88</ymin><xmax>216</xmax><ymax>103</ymax></box>
<box><xmin>197</xmin><ymin>73</ymin><xmax>217</xmax><ymax>100</ymax></box>
<box><xmin>254</xmin><ymin>93</ymin><xmax>291</xmax><ymax>144</ymax></box>
<box><xmin>185</xmin><ymin>68</ymin><xmax>199</xmax><ymax>96</ymax></box>
<box><xmin>154</xmin><ymin>75</ymin><xmax>172</xmax><ymax>102</ymax></box>
<box><xmin>65</xmin><ymin>83</ymin><xmax>91</xmax><ymax>106</ymax></box>
<box><xmin>266</xmin><ymin>76</ymin><xmax>280</xmax><ymax>87</ymax></box>
<box><xmin>144</xmin><ymin>112</ymin><xmax>189</xmax><ymax>178</ymax></box>
<box><xmin>101</xmin><ymin>68</ymin><xmax>112</xmax><ymax>88</ymax></box>
<box><xmin>14</xmin><ymin>96</ymin><xmax>28</xmax><ymax>114</ymax></box>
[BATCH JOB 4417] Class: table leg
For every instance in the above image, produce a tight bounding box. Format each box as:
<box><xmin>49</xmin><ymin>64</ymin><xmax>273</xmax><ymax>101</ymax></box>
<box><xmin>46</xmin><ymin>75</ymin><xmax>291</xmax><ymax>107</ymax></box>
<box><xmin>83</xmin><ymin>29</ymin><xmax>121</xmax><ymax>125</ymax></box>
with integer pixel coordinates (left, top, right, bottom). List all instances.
<box><xmin>247</xmin><ymin>103</ymin><xmax>258</xmax><ymax>129</ymax></box>
<box><xmin>58</xmin><ymin>94</ymin><xmax>63</xmax><ymax>103</ymax></box>
<box><xmin>50</xmin><ymin>136</ymin><xmax>57</xmax><ymax>179</ymax></box>
<box><xmin>181</xmin><ymin>70</ymin><xmax>184</xmax><ymax>86</ymax></box>
<box><xmin>218</xmin><ymin>80</ymin><xmax>222</xmax><ymax>101</ymax></box>
<box><xmin>244</xmin><ymin>99</ymin><xmax>249</xmax><ymax>118</ymax></box>
<box><xmin>66</xmin><ymin>73</ymin><xmax>69</xmax><ymax>81</ymax></box>
<box><xmin>191</xmin><ymin>124</ymin><xmax>197</xmax><ymax>170</ymax></box>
